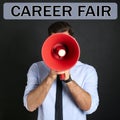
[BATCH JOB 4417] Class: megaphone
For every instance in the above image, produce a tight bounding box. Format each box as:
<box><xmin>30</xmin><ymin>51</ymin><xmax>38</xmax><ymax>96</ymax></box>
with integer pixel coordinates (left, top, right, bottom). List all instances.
<box><xmin>41</xmin><ymin>33</ymin><xmax>80</xmax><ymax>80</ymax></box>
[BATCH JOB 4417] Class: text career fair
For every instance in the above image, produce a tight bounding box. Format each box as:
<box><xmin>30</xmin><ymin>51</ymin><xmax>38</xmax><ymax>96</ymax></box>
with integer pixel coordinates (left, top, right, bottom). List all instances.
<box><xmin>4</xmin><ymin>3</ymin><xmax>117</xmax><ymax>20</ymax></box>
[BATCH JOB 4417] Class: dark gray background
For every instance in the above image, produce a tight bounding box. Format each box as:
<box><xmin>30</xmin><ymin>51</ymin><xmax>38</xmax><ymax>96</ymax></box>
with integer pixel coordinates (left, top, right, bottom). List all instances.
<box><xmin>0</xmin><ymin>0</ymin><xmax>120</xmax><ymax>120</ymax></box>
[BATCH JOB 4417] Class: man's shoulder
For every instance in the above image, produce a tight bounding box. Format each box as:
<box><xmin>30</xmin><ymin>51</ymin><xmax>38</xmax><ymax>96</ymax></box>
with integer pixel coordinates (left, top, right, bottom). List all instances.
<box><xmin>29</xmin><ymin>61</ymin><xmax>49</xmax><ymax>75</ymax></box>
<box><xmin>74</xmin><ymin>61</ymin><xmax>96</xmax><ymax>71</ymax></box>
<box><xmin>32</xmin><ymin>61</ymin><xmax>48</xmax><ymax>69</ymax></box>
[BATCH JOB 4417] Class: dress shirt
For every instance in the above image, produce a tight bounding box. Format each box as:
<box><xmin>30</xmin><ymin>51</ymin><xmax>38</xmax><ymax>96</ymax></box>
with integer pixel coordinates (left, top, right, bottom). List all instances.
<box><xmin>23</xmin><ymin>61</ymin><xmax>99</xmax><ymax>120</ymax></box>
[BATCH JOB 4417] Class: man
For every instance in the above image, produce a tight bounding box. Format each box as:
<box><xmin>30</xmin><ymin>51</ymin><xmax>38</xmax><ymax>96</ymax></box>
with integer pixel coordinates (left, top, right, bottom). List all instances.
<box><xmin>23</xmin><ymin>21</ymin><xmax>99</xmax><ymax>120</ymax></box>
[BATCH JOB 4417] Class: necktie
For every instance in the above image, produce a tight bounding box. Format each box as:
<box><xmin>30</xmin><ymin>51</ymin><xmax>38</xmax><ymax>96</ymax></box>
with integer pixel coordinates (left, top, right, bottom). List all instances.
<box><xmin>55</xmin><ymin>75</ymin><xmax>63</xmax><ymax>120</ymax></box>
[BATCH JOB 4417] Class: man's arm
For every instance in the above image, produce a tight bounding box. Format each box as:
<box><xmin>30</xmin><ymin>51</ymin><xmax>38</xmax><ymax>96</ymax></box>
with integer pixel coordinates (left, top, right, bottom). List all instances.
<box><xmin>27</xmin><ymin>70</ymin><xmax>57</xmax><ymax>112</ymax></box>
<box><xmin>62</xmin><ymin>70</ymin><xmax>91</xmax><ymax>111</ymax></box>
<box><xmin>66</xmin><ymin>80</ymin><xmax>91</xmax><ymax>111</ymax></box>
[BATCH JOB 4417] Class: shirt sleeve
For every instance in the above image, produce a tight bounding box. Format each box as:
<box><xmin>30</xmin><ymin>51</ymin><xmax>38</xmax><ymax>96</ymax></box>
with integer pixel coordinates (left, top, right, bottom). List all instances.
<box><xmin>23</xmin><ymin>63</ymin><xmax>39</xmax><ymax>110</ymax></box>
<box><xmin>83</xmin><ymin>66</ymin><xmax>99</xmax><ymax>114</ymax></box>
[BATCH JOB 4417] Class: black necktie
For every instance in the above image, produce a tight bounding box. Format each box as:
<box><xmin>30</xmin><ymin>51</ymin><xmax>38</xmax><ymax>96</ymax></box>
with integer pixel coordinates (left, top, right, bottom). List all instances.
<box><xmin>55</xmin><ymin>75</ymin><xmax>63</xmax><ymax>120</ymax></box>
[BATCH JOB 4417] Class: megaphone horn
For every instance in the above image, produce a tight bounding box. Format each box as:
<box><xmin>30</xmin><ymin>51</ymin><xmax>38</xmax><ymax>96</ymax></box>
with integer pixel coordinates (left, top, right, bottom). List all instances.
<box><xmin>41</xmin><ymin>33</ymin><xmax>80</xmax><ymax>80</ymax></box>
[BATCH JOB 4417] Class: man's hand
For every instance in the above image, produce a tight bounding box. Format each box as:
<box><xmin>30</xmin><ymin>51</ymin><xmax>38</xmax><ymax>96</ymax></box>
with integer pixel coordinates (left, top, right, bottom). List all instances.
<box><xmin>48</xmin><ymin>70</ymin><xmax>57</xmax><ymax>80</ymax></box>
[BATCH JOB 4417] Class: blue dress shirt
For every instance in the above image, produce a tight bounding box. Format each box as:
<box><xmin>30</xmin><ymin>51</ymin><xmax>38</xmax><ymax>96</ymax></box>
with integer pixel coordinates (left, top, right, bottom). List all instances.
<box><xmin>23</xmin><ymin>61</ymin><xmax>99</xmax><ymax>120</ymax></box>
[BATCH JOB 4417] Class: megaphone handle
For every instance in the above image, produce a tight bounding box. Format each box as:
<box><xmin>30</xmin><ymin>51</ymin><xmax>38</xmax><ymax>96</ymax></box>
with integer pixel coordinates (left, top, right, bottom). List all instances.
<box><xmin>59</xmin><ymin>74</ymin><xmax>65</xmax><ymax>80</ymax></box>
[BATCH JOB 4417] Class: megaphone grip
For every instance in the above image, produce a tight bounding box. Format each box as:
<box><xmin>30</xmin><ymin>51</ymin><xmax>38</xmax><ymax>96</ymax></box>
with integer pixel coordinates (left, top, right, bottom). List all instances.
<box><xmin>59</xmin><ymin>74</ymin><xmax>65</xmax><ymax>80</ymax></box>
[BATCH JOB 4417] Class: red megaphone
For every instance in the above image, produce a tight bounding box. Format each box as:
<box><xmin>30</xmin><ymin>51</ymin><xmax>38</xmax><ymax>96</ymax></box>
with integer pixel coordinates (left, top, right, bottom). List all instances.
<box><xmin>41</xmin><ymin>33</ymin><xmax>80</xmax><ymax>80</ymax></box>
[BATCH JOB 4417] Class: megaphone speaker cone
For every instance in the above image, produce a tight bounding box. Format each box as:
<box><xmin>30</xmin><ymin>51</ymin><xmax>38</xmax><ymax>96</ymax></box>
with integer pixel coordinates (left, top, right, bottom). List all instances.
<box><xmin>41</xmin><ymin>33</ymin><xmax>80</xmax><ymax>71</ymax></box>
